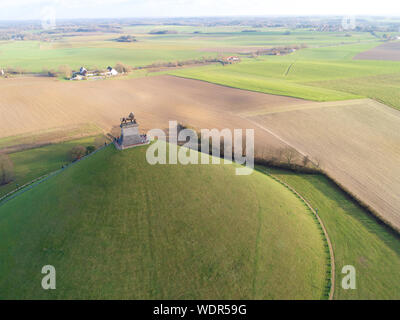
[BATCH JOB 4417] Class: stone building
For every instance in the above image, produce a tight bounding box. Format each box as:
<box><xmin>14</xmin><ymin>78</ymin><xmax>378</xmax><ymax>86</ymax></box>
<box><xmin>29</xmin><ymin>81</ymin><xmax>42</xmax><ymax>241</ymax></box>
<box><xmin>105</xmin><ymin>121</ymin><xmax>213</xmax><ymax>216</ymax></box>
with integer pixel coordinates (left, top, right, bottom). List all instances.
<box><xmin>115</xmin><ymin>113</ymin><xmax>149</xmax><ymax>150</ymax></box>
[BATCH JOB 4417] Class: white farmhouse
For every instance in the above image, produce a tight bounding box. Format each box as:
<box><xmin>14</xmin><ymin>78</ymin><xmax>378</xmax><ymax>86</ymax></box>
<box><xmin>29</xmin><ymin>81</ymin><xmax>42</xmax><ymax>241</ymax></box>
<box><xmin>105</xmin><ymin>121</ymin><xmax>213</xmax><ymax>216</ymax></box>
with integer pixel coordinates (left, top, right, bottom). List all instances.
<box><xmin>79</xmin><ymin>67</ymin><xmax>88</xmax><ymax>76</ymax></box>
<box><xmin>107</xmin><ymin>66</ymin><xmax>118</xmax><ymax>76</ymax></box>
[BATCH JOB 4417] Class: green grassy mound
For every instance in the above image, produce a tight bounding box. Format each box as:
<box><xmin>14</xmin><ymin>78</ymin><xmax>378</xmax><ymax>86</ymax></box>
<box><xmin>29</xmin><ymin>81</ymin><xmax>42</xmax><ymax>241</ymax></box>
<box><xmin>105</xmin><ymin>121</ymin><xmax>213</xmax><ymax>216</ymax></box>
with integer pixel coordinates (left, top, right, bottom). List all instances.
<box><xmin>0</xmin><ymin>145</ymin><xmax>327</xmax><ymax>299</ymax></box>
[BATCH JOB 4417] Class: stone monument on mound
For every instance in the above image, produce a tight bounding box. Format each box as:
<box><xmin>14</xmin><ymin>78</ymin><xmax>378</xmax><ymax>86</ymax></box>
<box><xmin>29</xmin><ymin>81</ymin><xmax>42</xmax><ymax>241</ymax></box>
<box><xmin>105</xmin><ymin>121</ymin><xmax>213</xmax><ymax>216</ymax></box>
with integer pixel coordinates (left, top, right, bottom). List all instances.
<box><xmin>115</xmin><ymin>112</ymin><xmax>149</xmax><ymax>150</ymax></box>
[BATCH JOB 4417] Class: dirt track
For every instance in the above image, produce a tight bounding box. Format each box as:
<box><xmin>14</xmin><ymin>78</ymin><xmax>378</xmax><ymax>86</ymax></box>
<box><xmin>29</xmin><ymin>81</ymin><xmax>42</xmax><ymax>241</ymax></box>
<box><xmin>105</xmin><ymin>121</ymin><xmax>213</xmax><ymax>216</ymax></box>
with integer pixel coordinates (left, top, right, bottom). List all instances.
<box><xmin>354</xmin><ymin>41</ymin><xmax>400</xmax><ymax>61</ymax></box>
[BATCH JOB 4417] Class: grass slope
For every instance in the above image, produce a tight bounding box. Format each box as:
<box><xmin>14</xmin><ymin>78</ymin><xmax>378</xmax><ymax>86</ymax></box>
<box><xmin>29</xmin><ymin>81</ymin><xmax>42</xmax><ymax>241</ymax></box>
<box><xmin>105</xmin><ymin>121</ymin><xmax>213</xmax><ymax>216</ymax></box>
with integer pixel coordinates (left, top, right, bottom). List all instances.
<box><xmin>0</xmin><ymin>145</ymin><xmax>327</xmax><ymax>299</ymax></box>
<box><xmin>259</xmin><ymin>167</ymin><xmax>400</xmax><ymax>300</ymax></box>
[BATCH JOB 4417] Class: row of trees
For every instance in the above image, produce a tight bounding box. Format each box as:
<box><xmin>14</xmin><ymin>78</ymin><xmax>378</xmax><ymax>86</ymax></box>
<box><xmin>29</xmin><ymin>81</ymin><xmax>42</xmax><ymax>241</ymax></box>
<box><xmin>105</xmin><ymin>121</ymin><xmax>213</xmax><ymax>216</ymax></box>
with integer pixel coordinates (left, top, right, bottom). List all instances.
<box><xmin>141</xmin><ymin>56</ymin><xmax>224</xmax><ymax>70</ymax></box>
<box><xmin>114</xmin><ymin>35</ymin><xmax>137</xmax><ymax>42</ymax></box>
<box><xmin>175</xmin><ymin>123</ymin><xmax>321</xmax><ymax>172</ymax></box>
<box><xmin>68</xmin><ymin>136</ymin><xmax>108</xmax><ymax>162</ymax></box>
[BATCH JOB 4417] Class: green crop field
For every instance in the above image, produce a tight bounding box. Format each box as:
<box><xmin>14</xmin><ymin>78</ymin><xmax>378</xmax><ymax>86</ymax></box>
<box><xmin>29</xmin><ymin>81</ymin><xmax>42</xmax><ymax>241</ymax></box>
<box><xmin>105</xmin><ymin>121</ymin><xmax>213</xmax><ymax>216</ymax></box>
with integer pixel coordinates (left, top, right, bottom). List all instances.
<box><xmin>135</xmin><ymin>29</ymin><xmax>377</xmax><ymax>49</ymax></box>
<box><xmin>0</xmin><ymin>135</ymin><xmax>104</xmax><ymax>198</ymax></box>
<box><xmin>171</xmin><ymin>42</ymin><xmax>400</xmax><ymax>108</ymax></box>
<box><xmin>170</xmin><ymin>62</ymin><xmax>363</xmax><ymax>101</ymax></box>
<box><xmin>308</xmin><ymin>73</ymin><xmax>400</xmax><ymax>111</ymax></box>
<box><xmin>0</xmin><ymin>144</ymin><xmax>328</xmax><ymax>299</ymax></box>
<box><xmin>0</xmin><ymin>40</ymin><xmax>213</xmax><ymax>72</ymax></box>
<box><xmin>257</xmin><ymin>167</ymin><xmax>400</xmax><ymax>300</ymax></box>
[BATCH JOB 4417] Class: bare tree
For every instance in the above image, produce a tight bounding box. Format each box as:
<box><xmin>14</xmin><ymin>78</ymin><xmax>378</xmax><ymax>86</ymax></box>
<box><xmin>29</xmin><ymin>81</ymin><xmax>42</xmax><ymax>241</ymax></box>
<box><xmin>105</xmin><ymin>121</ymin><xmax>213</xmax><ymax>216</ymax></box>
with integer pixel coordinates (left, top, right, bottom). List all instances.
<box><xmin>276</xmin><ymin>148</ymin><xmax>284</xmax><ymax>164</ymax></box>
<box><xmin>68</xmin><ymin>146</ymin><xmax>87</xmax><ymax>161</ymax></box>
<box><xmin>114</xmin><ymin>62</ymin><xmax>131</xmax><ymax>73</ymax></box>
<box><xmin>284</xmin><ymin>147</ymin><xmax>295</xmax><ymax>167</ymax></box>
<box><xmin>110</xmin><ymin>126</ymin><xmax>121</xmax><ymax>139</ymax></box>
<box><xmin>302</xmin><ymin>155</ymin><xmax>310</xmax><ymax>168</ymax></box>
<box><xmin>94</xmin><ymin>136</ymin><xmax>108</xmax><ymax>149</ymax></box>
<box><xmin>58</xmin><ymin>65</ymin><xmax>72</xmax><ymax>79</ymax></box>
<box><xmin>0</xmin><ymin>154</ymin><xmax>15</xmax><ymax>185</ymax></box>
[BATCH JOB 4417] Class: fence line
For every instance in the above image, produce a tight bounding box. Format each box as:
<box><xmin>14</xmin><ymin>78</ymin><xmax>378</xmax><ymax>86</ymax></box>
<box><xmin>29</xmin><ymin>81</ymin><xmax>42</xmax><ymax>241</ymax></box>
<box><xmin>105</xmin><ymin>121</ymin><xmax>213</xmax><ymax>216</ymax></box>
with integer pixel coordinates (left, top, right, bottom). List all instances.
<box><xmin>0</xmin><ymin>143</ymin><xmax>111</xmax><ymax>207</ymax></box>
<box><xmin>259</xmin><ymin>168</ymin><xmax>335</xmax><ymax>300</ymax></box>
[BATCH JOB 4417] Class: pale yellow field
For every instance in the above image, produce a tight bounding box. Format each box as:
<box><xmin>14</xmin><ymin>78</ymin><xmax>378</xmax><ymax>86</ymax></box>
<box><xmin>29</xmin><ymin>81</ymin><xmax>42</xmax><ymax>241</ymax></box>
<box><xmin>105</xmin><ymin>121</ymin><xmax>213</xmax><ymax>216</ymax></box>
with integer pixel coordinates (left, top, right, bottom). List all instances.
<box><xmin>248</xmin><ymin>99</ymin><xmax>400</xmax><ymax>231</ymax></box>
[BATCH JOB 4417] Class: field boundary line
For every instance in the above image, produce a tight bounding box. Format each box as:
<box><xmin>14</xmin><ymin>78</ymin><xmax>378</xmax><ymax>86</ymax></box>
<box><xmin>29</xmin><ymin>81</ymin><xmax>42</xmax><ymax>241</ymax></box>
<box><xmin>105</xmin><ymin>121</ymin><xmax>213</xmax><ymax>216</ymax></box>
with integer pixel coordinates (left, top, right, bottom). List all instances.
<box><xmin>167</xmin><ymin>74</ymin><xmax>317</xmax><ymax>101</ymax></box>
<box><xmin>237</xmin><ymin>98</ymin><xmax>369</xmax><ymax>117</ymax></box>
<box><xmin>259</xmin><ymin>168</ymin><xmax>335</xmax><ymax>300</ymax></box>
<box><xmin>241</xmin><ymin>116</ymin><xmax>310</xmax><ymax>159</ymax></box>
<box><xmin>0</xmin><ymin>173</ymin><xmax>52</xmax><ymax>203</ymax></box>
<box><xmin>284</xmin><ymin>62</ymin><xmax>295</xmax><ymax>76</ymax></box>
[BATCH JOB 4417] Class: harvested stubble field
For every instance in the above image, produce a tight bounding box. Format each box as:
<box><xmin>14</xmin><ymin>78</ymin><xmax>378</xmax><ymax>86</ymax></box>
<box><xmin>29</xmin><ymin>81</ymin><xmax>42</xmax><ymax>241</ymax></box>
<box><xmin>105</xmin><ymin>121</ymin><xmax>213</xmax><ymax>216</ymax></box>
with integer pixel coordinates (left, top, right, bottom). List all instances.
<box><xmin>354</xmin><ymin>41</ymin><xmax>400</xmax><ymax>61</ymax></box>
<box><xmin>0</xmin><ymin>75</ymin><xmax>307</xmax><ymax>159</ymax></box>
<box><xmin>247</xmin><ymin>99</ymin><xmax>400</xmax><ymax>232</ymax></box>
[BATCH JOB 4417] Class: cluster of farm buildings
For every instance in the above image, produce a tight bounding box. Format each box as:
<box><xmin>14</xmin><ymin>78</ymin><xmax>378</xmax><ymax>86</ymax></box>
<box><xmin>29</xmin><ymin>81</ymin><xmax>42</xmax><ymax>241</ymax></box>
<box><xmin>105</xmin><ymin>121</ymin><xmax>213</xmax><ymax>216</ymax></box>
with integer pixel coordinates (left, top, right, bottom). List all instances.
<box><xmin>71</xmin><ymin>66</ymin><xmax>119</xmax><ymax>80</ymax></box>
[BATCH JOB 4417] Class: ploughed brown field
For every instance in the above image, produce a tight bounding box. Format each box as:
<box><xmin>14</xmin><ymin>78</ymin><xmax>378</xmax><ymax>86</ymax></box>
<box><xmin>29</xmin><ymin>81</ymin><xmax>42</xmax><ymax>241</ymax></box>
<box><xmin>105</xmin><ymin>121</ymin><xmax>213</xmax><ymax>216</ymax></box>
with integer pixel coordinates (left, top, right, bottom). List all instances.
<box><xmin>1</xmin><ymin>75</ymin><xmax>400</xmax><ymax>231</ymax></box>
<box><xmin>0</xmin><ymin>75</ymin><xmax>307</xmax><ymax>154</ymax></box>
<box><xmin>247</xmin><ymin>99</ymin><xmax>400</xmax><ymax>231</ymax></box>
<box><xmin>354</xmin><ymin>41</ymin><xmax>400</xmax><ymax>61</ymax></box>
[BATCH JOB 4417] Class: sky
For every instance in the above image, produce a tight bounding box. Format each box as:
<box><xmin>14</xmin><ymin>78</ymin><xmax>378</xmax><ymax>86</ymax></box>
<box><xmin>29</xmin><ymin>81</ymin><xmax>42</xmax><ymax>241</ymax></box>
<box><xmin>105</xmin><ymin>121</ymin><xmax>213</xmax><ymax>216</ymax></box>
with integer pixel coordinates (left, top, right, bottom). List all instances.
<box><xmin>0</xmin><ymin>0</ymin><xmax>399</xmax><ymax>20</ymax></box>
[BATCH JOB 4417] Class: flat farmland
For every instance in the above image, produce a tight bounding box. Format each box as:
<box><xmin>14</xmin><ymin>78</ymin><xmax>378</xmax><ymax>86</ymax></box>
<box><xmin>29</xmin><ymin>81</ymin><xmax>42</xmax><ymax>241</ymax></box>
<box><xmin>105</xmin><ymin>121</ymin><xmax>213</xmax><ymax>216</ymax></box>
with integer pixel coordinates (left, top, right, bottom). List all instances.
<box><xmin>2</xmin><ymin>75</ymin><xmax>400</xmax><ymax>232</ymax></box>
<box><xmin>248</xmin><ymin>99</ymin><xmax>400</xmax><ymax>231</ymax></box>
<box><xmin>171</xmin><ymin>42</ymin><xmax>400</xmax><ymax>108</ymax></box>
<box><xmin>0</xmin><ymin>75</ymin><xmax>308</xmax><ymax>155</ymax></box>
<box><xmin>308</xmin><ymin>73</ymin><xmax>400</xmax><ymax>111</ymax></box>
<box><xmin>0</xmin><ymin>39</ymin><xmax>215</xmax><ymax>72</ymax></box>
<box><xmin>354</xmin><ymin>41</ymin><xmax>400</xmax><ymax>61</ymax></box>
<box><xmin>0</xmin><ymin>29</ymin><xmax>378</xmax><ymax>73</ymax></box>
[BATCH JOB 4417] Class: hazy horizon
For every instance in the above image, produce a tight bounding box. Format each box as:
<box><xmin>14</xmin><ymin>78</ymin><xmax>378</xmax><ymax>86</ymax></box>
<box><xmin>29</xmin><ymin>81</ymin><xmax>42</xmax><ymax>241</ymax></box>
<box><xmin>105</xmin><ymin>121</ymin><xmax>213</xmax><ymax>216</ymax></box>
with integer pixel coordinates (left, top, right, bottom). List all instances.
<box><xmin>1</xmin><ymin>0</ymin><xmax>399</xmax><ymax>21</ymax></box>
